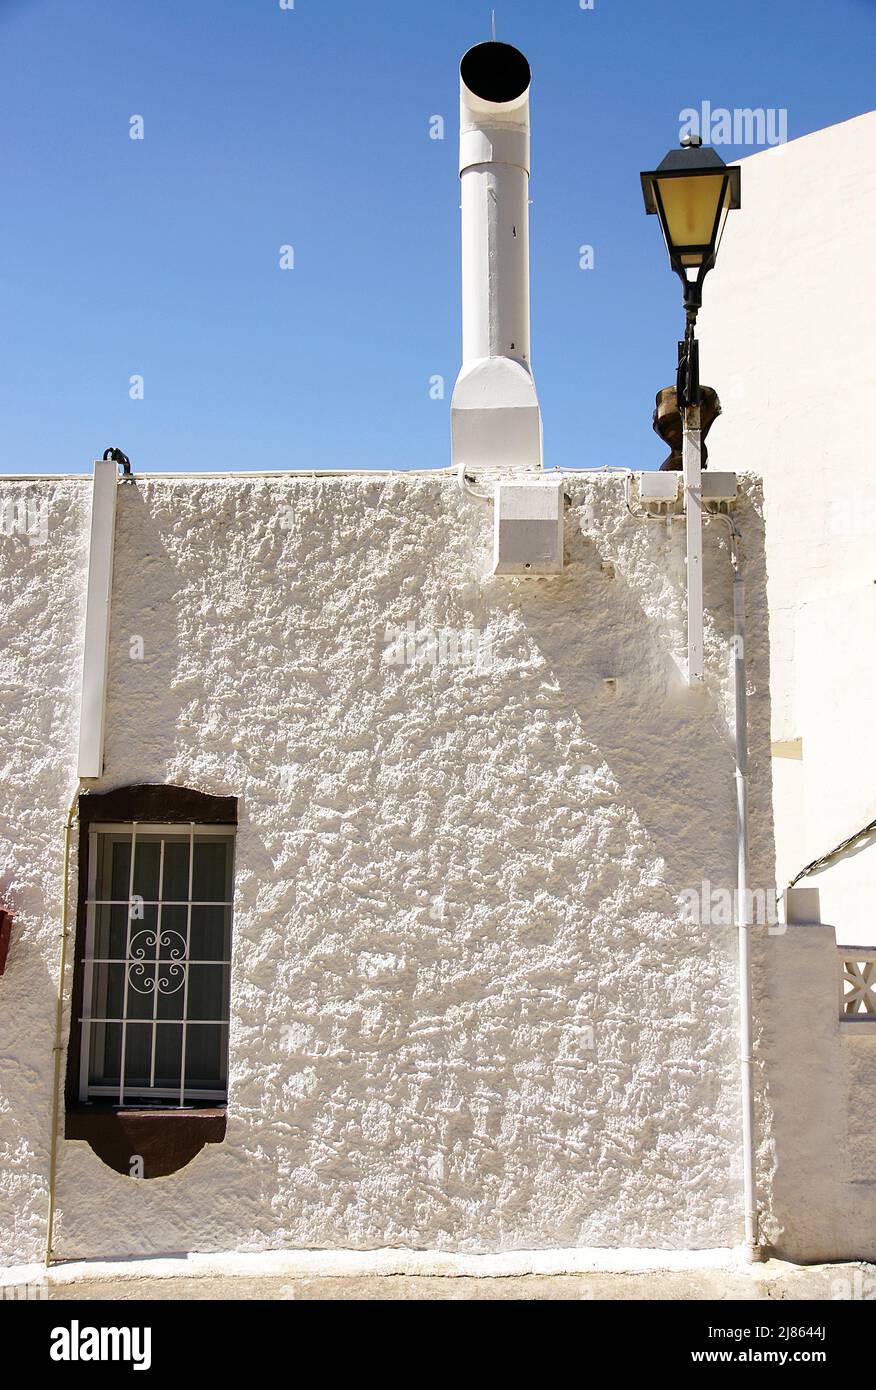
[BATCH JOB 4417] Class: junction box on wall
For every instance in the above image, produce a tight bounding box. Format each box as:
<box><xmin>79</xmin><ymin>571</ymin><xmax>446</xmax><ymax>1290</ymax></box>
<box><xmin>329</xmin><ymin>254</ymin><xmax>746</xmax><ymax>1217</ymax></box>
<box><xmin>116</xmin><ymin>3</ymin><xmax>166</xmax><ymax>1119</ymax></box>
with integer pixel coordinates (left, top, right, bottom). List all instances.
<box><xmin>635</xmin><ymin>470</ymin><xmax>739</xmax><ymax>513</ymax></box>
<box><xmin>493</xmin><ymin>480</ymin><xmax>564</xmax><ymax>575</ymax></box>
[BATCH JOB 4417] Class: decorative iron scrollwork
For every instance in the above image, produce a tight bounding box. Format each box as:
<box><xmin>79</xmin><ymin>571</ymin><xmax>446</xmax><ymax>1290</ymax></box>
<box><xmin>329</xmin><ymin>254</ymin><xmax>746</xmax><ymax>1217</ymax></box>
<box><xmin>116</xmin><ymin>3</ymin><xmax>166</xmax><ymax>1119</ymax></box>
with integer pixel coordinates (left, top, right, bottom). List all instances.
<box><xmin>127</xmin><ymin>930</ymin><xmax>188</xmax><ymax>996</ymax></box>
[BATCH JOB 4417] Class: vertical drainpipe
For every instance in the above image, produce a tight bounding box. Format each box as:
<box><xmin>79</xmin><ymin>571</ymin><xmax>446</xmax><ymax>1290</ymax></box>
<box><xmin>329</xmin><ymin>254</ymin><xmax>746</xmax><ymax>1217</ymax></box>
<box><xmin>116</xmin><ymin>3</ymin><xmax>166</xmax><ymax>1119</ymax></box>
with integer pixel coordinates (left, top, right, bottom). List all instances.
<box><xmin>712</xmin><ymin>511</ymin><xmax>759</xmax><ymax>1259</ymax></box>
<box><xmin>731</xmin><ymin>535</ymin><xmax>759</xmax><ymax>1259</ymax></box>
<box><xmin>45</xmin><ymin>790</ymin><xmax>80</xmax><ymax>1267</ymax></box>
<box><xmin>682</xmin><ymin>403</ymin><xmax>705</xmax><ymax>685</ymax></box>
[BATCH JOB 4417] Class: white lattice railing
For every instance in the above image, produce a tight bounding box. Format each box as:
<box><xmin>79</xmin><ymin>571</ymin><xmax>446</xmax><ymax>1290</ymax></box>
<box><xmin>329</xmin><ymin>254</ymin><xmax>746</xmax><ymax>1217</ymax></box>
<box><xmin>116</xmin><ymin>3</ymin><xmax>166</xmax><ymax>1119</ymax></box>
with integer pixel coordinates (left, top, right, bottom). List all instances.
<box><xmin>839</xmin><ymin>948</ymin><xmax>876</xmax><ymax>1024</ymax></box>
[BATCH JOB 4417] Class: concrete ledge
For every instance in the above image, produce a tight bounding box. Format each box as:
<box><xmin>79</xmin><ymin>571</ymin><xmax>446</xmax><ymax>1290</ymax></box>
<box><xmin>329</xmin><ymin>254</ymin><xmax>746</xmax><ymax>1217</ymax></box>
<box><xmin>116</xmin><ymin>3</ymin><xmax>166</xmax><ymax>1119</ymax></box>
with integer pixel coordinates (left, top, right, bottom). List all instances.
<box><xmin>3</xmin><ymin>1247</ymin><xmax>747</xmax><ymax>1286</ymax></box>
<box><xmin>4</xmin><ymin>1251</ymin><xmax>876</xmax><ymax>1303</ymax></box>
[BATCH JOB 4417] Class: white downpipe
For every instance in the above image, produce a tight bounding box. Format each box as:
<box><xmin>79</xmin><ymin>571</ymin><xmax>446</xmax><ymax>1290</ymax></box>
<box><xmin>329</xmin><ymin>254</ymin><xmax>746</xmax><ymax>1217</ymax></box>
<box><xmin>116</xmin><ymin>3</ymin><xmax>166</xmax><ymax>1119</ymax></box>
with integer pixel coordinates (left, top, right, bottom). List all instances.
<box><xmin>451</xmin><ymin>41</ymin><xmax>543</xmax><ymax>476</ymax></box>
<box><xmin>708</xmin><ymin>513</ymin><xmax>759</xmax><ymax>1259</ymax></box>
<box><xmin>682</xmin><ymin>405</ymin><xmax>704</xmax><ymax>686</ymax></box>
<box><xmin>46</xmin><ymin>783</ymin><xmax>82</xmax><ymax>1265</ymax></box>
<box><xmin>729</xmin><ymin>529</ymin><xmax>759</xmax><ymax>1259</ymax></box>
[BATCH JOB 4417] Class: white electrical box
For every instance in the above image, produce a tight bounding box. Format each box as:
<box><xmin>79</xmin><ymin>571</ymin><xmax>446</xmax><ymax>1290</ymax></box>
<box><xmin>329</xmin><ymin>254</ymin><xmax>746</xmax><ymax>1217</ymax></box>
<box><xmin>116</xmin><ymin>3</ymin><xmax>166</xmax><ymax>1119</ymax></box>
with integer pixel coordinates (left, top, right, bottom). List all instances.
<box><xmin>637</xmin><ymin>472</ymin><xmax>681</xmax><ymax>503</ymax></box>
<box><xmin>493</xmin><ymin>481</ymin><xmax>564</xmax><ymax>576</ymax></box>
<box><xmin>701</xmin><ymin>472</ymin><xmax>738</xmax><ymax>503</ymax></box>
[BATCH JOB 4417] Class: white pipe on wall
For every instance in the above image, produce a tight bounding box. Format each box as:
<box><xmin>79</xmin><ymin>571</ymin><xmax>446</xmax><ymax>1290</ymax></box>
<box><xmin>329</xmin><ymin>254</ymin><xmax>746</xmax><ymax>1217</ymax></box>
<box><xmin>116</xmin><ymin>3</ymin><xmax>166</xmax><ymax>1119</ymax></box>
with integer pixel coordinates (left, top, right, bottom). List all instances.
<box><xmin>708</xmin><ymin>511</ymin><xmax>760</xmax><ymax>1260</ymax></box>
<box><xmin>731</xmin><ymin>538</ymin><xmax>759</xmax><ymax>1259</ymax></box>
<box><xmin>451</xmin><ymin>41</ymin><xmax>543</xmax><ymax>477</ymax></box>
<box><xmin>682</xmin><ymin>405</ymin><xmax>705</xmax><ymax>686</ymax></box>
<box><xmin>46</xmin><ymin>783</ymin><xmax>82</xmax><ymax>1265</ymax></box>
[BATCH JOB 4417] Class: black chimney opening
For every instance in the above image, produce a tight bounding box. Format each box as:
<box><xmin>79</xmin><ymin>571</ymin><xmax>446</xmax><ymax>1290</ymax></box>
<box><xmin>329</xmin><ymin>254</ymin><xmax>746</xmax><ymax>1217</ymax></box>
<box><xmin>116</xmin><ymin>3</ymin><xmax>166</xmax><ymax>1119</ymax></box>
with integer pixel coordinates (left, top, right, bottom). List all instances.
<box><xmin>461</xmin><ymin>42</ymin><xmax>531</xmax><ymax>104</ymax></box>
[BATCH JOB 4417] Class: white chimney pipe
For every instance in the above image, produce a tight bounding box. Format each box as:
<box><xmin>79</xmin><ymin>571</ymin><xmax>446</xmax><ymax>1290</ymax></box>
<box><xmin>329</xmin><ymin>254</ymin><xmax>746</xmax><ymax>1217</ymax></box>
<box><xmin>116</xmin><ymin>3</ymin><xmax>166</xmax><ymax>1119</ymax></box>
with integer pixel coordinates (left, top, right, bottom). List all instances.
<box><xmin>451</xmin><ymin>41</ymin><xmax>543</xmax><ymax>477</ymax></box>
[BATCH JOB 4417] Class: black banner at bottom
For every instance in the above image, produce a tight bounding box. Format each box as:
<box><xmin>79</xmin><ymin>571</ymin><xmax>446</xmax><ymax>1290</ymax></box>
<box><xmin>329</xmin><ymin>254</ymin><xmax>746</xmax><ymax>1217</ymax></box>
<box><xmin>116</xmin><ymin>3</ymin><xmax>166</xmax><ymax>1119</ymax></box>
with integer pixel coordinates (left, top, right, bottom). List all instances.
<box><xmin>3</xmin><ymin>1290</ymin><xmax>865</xmax><ymax>1374</ymax></box>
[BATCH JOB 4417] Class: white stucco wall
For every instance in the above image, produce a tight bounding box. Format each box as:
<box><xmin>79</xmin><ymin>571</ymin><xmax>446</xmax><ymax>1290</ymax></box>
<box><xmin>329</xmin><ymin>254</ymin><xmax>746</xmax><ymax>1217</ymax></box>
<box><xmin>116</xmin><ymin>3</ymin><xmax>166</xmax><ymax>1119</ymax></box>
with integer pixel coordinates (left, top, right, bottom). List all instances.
<box><xmin>761</xmin><ymin>923</ymin><xmax>876</xmax><ymax>1262</ymax></box>
<box><xmin>4</xmin><ymin>466</ymin><xmax>869</xmax><ymax>1266</ymax></box>
<box><xmin>700</xmin><ymin>110</ymin><xmax>876</xmax><ymax>944</ymax></box>
<box><xmin>0</xmin><ymin>479</ymin><xmax>90</xmax><ymax>1267</ymax></box>
<box><xmin>0</xmin><ymin>470</ymin><xmax>779</xmax><ymax>1265</ymax></box>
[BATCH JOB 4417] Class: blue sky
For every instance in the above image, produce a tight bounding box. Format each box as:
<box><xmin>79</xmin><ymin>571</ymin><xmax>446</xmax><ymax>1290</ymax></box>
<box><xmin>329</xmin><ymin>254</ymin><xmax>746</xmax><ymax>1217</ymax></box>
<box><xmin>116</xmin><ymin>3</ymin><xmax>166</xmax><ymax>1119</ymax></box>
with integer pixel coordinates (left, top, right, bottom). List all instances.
<box><xmin>1</xmin><ymin>0</ymin><xmax>874</xmax><ymax>476</ymax></box>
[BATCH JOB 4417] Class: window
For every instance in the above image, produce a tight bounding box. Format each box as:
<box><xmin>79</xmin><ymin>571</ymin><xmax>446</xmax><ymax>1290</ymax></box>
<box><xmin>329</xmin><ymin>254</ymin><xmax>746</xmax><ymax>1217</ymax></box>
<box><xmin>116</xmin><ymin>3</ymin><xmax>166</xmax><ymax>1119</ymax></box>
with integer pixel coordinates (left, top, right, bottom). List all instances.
<box><xmin>79</xmin><ymin>823</ymin><xmax>235</xmax><ymax>1107</ymax></box>
<box><xmin>65</xmin><ymin>787</ymin><xmax>237</xmax><ymax>1176</ymax></box>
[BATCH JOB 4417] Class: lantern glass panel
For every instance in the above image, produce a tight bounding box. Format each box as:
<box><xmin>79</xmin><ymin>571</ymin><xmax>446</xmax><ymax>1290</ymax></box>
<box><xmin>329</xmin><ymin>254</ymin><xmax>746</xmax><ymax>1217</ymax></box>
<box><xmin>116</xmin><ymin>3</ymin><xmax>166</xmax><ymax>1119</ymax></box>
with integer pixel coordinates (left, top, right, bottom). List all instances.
<box><xmin>657</xmin><ymin>173</ymin><xmax>728</xmax><ymax>266</ymax></box>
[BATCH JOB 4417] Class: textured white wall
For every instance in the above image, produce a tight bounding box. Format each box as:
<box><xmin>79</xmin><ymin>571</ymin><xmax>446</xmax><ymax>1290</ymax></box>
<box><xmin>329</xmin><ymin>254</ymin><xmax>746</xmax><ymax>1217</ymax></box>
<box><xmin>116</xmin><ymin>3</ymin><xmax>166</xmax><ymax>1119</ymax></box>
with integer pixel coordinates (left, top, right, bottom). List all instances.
<box><xmin>0</xmin><ymin>468</ymin><xmax>791</xmax><ymax>1264</ymax></box>
<box><xmin>700</xmin><ymin>111</ymin><xmax>876</xmax><ymax>943</ymax></box>
<box><xmin>0</xmin><ymin>479</ymin><xmax>90</xmax><ymax>1268</ymax></box>
<box><xmin>762</xmin><ymin>923</ymin><xmax>876</xmax><ymax>1262</ymax></box>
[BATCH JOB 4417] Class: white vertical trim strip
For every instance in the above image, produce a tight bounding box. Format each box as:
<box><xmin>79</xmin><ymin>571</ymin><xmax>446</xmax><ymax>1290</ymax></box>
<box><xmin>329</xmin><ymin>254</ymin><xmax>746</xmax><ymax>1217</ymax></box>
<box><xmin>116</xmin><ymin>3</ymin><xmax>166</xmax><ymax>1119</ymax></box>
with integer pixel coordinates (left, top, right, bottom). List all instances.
<box><xmin>77</xmin><ymin>459</ymin><xmax>118</xmax><ymax>779</ymax></box>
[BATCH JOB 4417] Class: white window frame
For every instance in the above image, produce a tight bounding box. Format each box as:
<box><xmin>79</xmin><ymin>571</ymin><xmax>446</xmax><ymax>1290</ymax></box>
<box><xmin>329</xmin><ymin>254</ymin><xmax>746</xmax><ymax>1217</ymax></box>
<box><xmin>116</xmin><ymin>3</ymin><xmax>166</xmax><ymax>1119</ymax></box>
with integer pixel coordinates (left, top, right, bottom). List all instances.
<box><xmin>79</xmin><ymin>821</ymin><xmax>235</xmax><ymax>1107</ymax></box>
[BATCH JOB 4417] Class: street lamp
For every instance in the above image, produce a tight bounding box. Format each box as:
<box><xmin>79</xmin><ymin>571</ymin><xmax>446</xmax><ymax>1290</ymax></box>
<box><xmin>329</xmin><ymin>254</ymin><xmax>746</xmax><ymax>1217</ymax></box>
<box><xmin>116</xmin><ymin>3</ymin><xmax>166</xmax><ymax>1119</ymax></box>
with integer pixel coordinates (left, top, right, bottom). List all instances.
<box><xmin>640</xmin><ymin>135</ymin><xmax>741</xmax><ymax>407</ymax></box>
<box><xmin>640</xmin><ymin>135</ymin><xmax>741</xmax><ymax>686</ymax></box>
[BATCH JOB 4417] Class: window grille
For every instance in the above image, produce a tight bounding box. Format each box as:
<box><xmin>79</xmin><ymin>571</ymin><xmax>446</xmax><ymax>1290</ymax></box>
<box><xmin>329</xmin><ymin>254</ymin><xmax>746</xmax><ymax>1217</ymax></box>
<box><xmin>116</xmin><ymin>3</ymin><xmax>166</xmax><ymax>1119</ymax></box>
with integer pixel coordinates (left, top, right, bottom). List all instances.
<box><xmin>78</xmin><ymin>822</ymin><xmax>234</xmax><ymax>1106</ymax></box>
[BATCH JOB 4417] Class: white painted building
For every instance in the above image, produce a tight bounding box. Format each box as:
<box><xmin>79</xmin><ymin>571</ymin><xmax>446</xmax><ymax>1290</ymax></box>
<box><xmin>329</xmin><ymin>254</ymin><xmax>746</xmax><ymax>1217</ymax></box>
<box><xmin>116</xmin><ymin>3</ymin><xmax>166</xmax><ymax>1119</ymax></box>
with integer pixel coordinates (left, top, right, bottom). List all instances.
<box><xmin>0</xmin><ymin>49</ymin><xmax>874</xmax><ymax>1275</ymax></box>
<box><xmin>701</xmin><ymin>109</ymin><xmax>876</xmax><ymax>947</ymax></box>
<box><xmin>0</xmin><ymin>465</ymin><xmax>780</xmax><ymax>1264</ymax></box>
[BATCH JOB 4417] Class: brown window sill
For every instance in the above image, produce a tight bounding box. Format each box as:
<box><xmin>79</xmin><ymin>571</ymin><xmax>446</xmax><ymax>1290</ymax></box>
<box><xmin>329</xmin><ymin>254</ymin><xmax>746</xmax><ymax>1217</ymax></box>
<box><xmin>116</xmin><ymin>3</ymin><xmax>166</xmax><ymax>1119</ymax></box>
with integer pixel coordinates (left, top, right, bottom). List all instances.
<box><xmin>65</xmin><ymin>1105</ymin><xmax>226</xmax><ymax>1179</ymax></box>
